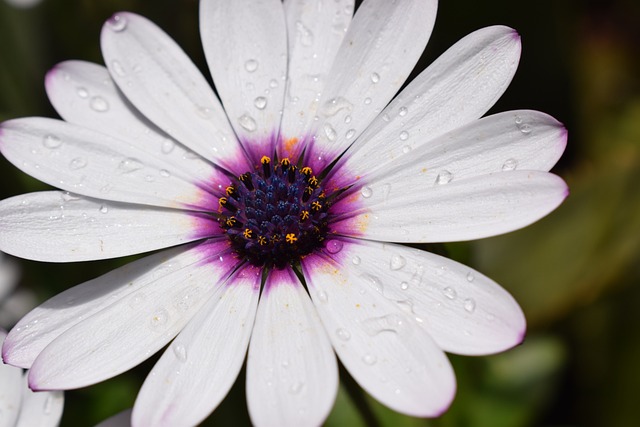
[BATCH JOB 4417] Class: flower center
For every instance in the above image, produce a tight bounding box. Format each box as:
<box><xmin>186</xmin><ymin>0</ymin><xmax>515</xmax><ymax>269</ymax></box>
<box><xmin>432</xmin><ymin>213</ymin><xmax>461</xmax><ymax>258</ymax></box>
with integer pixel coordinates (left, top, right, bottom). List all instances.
<box><xmin>218</xmin><ymin>156</ymin><xmax>331</xmax><ymax>269</ymax></box>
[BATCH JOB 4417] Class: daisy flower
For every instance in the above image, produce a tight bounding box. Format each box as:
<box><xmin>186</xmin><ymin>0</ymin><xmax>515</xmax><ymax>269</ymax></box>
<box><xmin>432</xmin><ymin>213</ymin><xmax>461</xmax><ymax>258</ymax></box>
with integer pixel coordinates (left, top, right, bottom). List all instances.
<box><xmin>0</xmin><ymin>0</ymin><xmax>568</xmax><ymax>426</ymax></box>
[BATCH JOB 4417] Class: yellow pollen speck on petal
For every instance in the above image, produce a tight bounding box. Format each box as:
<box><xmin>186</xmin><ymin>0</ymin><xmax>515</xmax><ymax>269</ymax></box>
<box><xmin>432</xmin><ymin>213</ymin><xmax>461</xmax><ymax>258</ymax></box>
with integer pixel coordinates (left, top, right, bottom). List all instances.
<box><xmin>285</xmin><ymin>233</ymin><xmax>298</xmax><ymax>244</ymax></box>
<box><xmin>284</xmin><ymin>137</ymin><xmax>299</xmax><ymax>154</ymax></box>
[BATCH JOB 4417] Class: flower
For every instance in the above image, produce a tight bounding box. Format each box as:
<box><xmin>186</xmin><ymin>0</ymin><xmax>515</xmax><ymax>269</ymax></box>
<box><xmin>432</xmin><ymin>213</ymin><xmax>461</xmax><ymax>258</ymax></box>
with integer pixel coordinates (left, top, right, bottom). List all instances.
<box><xmin>0</xmin><ymin>0</ymin><xmax>568</xmax><ymax>426</ymax></box>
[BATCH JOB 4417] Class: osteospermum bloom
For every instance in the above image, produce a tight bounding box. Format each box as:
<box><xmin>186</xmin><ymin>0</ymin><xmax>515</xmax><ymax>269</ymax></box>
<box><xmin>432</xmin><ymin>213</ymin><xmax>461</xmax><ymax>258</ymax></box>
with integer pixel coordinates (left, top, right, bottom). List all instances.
<box><xmin>0</xmin><ymin>0</ymin><xmax>568</xmax><ymax>425</ymax></box>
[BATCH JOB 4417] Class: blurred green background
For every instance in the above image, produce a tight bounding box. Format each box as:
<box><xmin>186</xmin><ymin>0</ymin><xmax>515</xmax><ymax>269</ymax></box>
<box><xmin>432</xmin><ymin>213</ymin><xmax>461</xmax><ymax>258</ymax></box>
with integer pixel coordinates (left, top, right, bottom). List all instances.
<box><xmin>1</xmin><ymin>0</ymin><xmax>639</xmax><ymax>426</ymax></box>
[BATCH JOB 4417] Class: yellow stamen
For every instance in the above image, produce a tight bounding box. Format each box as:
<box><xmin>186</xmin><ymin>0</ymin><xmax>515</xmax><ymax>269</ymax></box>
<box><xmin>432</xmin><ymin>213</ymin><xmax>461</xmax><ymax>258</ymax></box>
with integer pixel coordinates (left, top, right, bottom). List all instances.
<box><xmin>286</xmin><ymin>233</ymin><xmax>298</xmax><ymax>244</ymax></box>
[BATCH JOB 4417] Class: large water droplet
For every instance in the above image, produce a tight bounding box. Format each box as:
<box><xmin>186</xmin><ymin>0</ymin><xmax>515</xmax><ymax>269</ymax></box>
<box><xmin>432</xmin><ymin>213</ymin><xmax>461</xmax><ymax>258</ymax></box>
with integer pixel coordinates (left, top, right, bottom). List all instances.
<box><xmin>515</xmin><ymin>115</ymin><xmax>532</xmax><ymax>134</ymax></box>
<box><xmin>400</xmin><ymin>281</ymin><xmax>409</xmax><ymax>290</ymax></box>
<box><xmin>238</xmin><ymin>114</ymin><xmax>257</xmax><ymax>132</ymax></box>
<box><xmin>254</xmin><ymin>96</ymin><xmax>267</xmax><ymax>110</ymax></box>
<box><xmin>398</xmin><ymin>106</ymin><xmax>408</xmax><ymax>117</ymax></box>
<box><xmin>90</xmin><ymin>96</ymin><xmax>109</xmax><ymax>112</ymax></box>
<box><xmin>370</xmin><ymin>72</ymin><xmax>380</xmax><ymax>83</ymax></box>
<box><xmin>173</xmin><ymin>343</ymin><xmax>188</xmax><ymax>362</ymax></box>
<box><xmin>69</xmin><ymin>157</ymin><xmax>87</xmax><ymax>170</ymax></box>
<box><xmin>360</xmin><ymin>186</ymin><xmax>373</xmax><ymax>198</ymax></box>
<box><xmin>76</xmin><ymin>87</ymin><xmax>89</xmax><ymax>98</ymax></box>
<box><xmin>399</xmin><ymin>130</ymin><xmax>409</xmax><ymax>141</ymax></box>
<box><xmin>390</xmin><ymin>254</ymin><xmax>406</xmax><ymax>270</ymax></box>
<box><xmin>443</xmin><ymin>287</ymin><xmax>457</xmax><ymax>300</ymax></box>
<box><xmin>362</xmin><ymin>273</ymin><xmax>384</xmax><ymax>294</ymax></box>
<box><xmin>361</xmin><ymin>313</ymin><xmax>406</xmax><ymax>336</ymax></box>
<box><xmin>119</xmin><ymin>157</ymin><xmax>143</xmax><ymax>173</ymax></box>
<box><xmin>244</xmin><ymin>59</ymin><xmax>259</xmax><ymax>73</ymax></box>
<box><xmin>435</xmin><ymin>170</ymin><xmax>453</xmax><ymax>185</ymax></box>
<box><xmin>161</xmin><ymin>139</ymin><xmax>175</xmax><ymax>154</ymax></box>
<box><xmin>352</xmin><ymin>255</ymin><xmax>361</xmax><ymax>265</ymax></box>
<box><xmin>463</xmin><ymin>298</ymin><xmax>476</xmax><ymax>313</ymax></box>
<box><xmin>295</xmin><ymin>21</ymin><xmax>314</xmax><ymax>46</ymax></box>
<box><xmin>99</xmin><ymin>205</ymin><xmax>109</xmax><ymax>214</ymax></box>
<box><xmin>160</xmin><ymin>169</ymin><xmax>171</xmax><ymax>178</ymax></box>
<box><xmin>336</xmin><ymin>328</ymin><xmax>351</xmax><ymax>341</ymax></box>
<box><xmin>323</xmin><ymin>123</ymin><xmax>337</xmax><ymax>141</ymax></box>
<box><xmin>502</xmin><ymin>158</ymin><xmax>518</xmax><ymax>171</ymax></box>
<box><xmin>107</xmin><ymin>14</ymin><xmax>128</xmax><ymax>32</ymax></box>
<box><xmin>322</xmin><ymin>97</ymin><xmax>353</xmax><ymax>117</ymax></box>
<box><xmin>43</xmin><ymin>134</ymin><xmax>62</xmax><ymax>149</ymax></box>
<box><xmin>326</xmin><ymin>239</ymin><xmax>343</xmax><ymax>254</ymax></box>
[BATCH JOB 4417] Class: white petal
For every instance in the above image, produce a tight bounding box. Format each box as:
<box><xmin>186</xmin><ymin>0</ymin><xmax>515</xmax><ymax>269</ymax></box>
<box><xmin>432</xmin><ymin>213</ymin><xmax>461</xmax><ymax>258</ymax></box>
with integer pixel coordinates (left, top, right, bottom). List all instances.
<box><xmin>45</xmin><ymin>60</ymin><xmax>222</xmax><ymax>193</ymax></box>
<box><xmin>16</xmin><ymin>376</ymin><xmax>64</xmax><ymax>427</ymax></box>
<box><xmin>26</xmin><ymin>241</ymin><xmax>236</xmax><ymax>390</ymax></box>
<box><xmin>200</xmin><ymin>0</ymin><xmax>287</xmax><ymax>154</ymax></box>
<box><xmin>340</xmin><ymin>25</ymin><xmax>522</xmax><ymax>175</ymax></box>
<box><xmin>0</xmin><ymin>191</ymin><xmax>214</xmax><ymax>262</ymax></box>
<box><xmin>311</xmin><ymin>0</ymin><xmax>437</xmax><ymax>167</ymax></box>
<box><xmin>279</xmin><ymin>0</ymin><xmax>354</xmax><ymax>154</ymax></box>
<box><xmin>3</xmin><ymin>242</ymin><xmax>232</xmax><ymax>370</ymax></box>
<box><xmin>132</xmin><ymin>266</ymin><xmax>260</xmax><ymax>427</ymax></box>
<box><xmin>100</xmin><ymin>12</ymin><xmax>245</xmax><ymax>173</ymax></box>
<box><xmin>95</xmin><ymin>409</ymin><xmax>132</xmax><ymax>427</ymax></box>
<box><xmin>345</xmin><ymin>171</ymin><xmax>568</xmax><ymax>243</ymax></box>
<box><xmin>302</xmin><ymin>251</ymin><xmax>456</xmax><ymax>417</ymax></box>
<box><xmin>329</xmin><ymin>239</ymin><xmax>524</xmax><ymax>354</ymax></box>
<box><xmin>1</xmin><ymin>331</ymin><xmax>23</xmax><ymax>427</ymax></box>
<box><xmin>0</xmin><ymin>118</ymin><xmax>214</xmax><ymax>210</ymax></box>
<box><xmin>246</xmin><ymin>269</ymin><xmax>338</xmax><ymax>427</ymax></box>
<box><xmin>337</xmin><ymin>110</ymin><xmax>567</xmax><ymax>184</ymax></box>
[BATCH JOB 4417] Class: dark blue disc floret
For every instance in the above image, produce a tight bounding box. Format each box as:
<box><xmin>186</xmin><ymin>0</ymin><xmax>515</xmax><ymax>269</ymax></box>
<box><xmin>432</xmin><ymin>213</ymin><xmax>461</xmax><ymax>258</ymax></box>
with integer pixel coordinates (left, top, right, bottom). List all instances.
<box><xmin>218</xmin><ymin>156</ymin><xmax>331</xmax><ymax>269</ymax></box>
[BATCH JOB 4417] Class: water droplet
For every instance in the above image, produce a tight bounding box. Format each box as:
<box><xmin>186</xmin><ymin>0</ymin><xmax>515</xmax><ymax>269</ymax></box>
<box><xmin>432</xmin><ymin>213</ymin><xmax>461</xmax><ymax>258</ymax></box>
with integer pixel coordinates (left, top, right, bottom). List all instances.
<box><xmin>90</xmin><ymin>96</ymin><xmax>109</xmax><ymax>112</ymax></box>
<box><xmin>321</xmin><ymin>97</ymin><xmax>353</xmax><ymax>117</ymax></box>
<box><xmin>502</xmin><ymin>158</ymin><xmax>518</xmax><ymax>171</ymax></box>
<box><xmin>399</xmin><ymin>130</ymin><xmax>409</xmax><ymax>141</ymax></box>
<box><xmin>466</xmin><ymin>272</ymin><xmax>475</xmax><ymax>282</ymax></box>
<box><xmin>323</xmin><ymin>123</ymin><xmax>337</xmax><ymax>141</ymax></box>
<box><xmin>360</xmin><ymin>186</ymin><xmax>373</xmax><ymax>198</ymax></box>
<box><xmin>400</xmin><ymin>281</ymin><xmax>409</xmax><ymax>290</ymax></box>
<box><xmin>107</xmin><ymin>14</ymin><xmax>128</xmax><ymax>32</ymax></box>
<box><xmin>352</xmin><ymin>256</ymin><xmax>361</xmax><ymax>265</ymax></box>
<box><xmin>196</xmin><ymin>106</ymin><xmax>212</xmax><ymax>119</ymax></box>
<box><xmin>316</xmin><ymin>290</ymin><xmax>328</xmax><ymax>303</ymax></box>
<box><xmin>362</xmin><ymin>354</ymin><xmax>377</xmax><ymax>365</ymax></box>
<box><xmin>344</xmin><ymin>115</ymin><xmax>352</xmax><ymax>124</ymax></box>
<box><xmin>269</xmin><ymin>79</ymin><xmax>279</xmax><ymax>88</ymax></box>
<box><xmin>361</xmin><ymin>313</ymin><xmax>405</xmax><ymax>336</ymax></box>
<box><xmin>69</xmin><ymin>157</ymin><xmax>87</xmax><ymax>170</ymax></box>
<box><xmin>43</xmin><ymin>395</ymin><xmax>53</xmax><ymax>414</ymax></box>
<box><xmin>382</xmin><ymin>113</ymin><xmax>390</xmax><ymax>122</ymax></box>
<box><xmin>160</xmin><ymin>169</ymin><xmax>171</xmax><ymax>178</ymax></box>
<box><xmin>76</xmin><ymin>87</ymin><xmax>89</xmax><ymax>98</ymax></box>
<box><xmin>443</xmin><ymin>287</ymin><xmax>457</xmax><ymax>300</ymax></box>
<box><xmin>244</xmin><ymin>59</ymin><xmax>259</xmax><ymax>72</ymax></box>
<box><xmin>254</xmin><ymin>96</ymin><xmax>267</xmax><ymax>110</ymax></box>
<box><xmin>289</xmin><ymin>381</ymin><xmax>304</xmax><ymax>394</ymax></box>
<box><xmin>519</xmin><ymin>123</ymin><xmax>532</xmax><ymax>134</ymax></box>
<box><xmin>111</xmin><ymin>60</ymin><xmax>126</xmax><ymax>76</ymax></box>
<box><xmin>345</xmin><ymin>129</ymin><xmax>356</xmax><ymax>139</ymax></box>
<box><xmin>402</xmin><ymin>145</ymin><xmax>411</xmax><ymax>154</ymax></box>
<box><xmin>326</xmin><ymin>239</ymin><xmax>343</xmax><ymax>254</ymax></box>
<box><xmin>161</xmin><ymin>139</ymin><xmax>175</xmax><ymax>154</ymax></box>
<box><xmin>463</xmin><ymin>298</ymin><xmax>476</xmax><ymax>313</ymax></box>
<box><xmin>398</xmin><ymin>106</ymin><xmax>408</xmax><ymax>117</ymax></box>
<box><xmin>118</xmin><ymin>157</ymin><xmax>143</xmax><ymax>173</ymax></box>
<box><xmin>435</xmin><ymin>170</ymin><xmax>453</xmax><ymax>185</ymax></box>
<box><xmin>295</xmin><ymin>21</ymin><xmax>314</xmax><ymax>46</ymax></box>
<box><xmin>362</xmin><ymin>273</ymin><xmax>383</xmax><ymax>294</ymax></box>
<box><xmin>238</xmin><ymin>114</ymin><xmax>257</xmax><ymax>132</ymax></box>
<box><xmin>390</xmin><ymin>254</ymin><xmax>406</xmax><ymax>270</ymax></box>
<box><xmin>43</xmin><ymin>134</ymin><xmax>62</xmax><ymax>149</ymax></box>
<box><xmin>364</xmin><ymin>97</ymin><xmax>372</xmax><ymax>105</ymax></box>
<box><xmin>370</xmin><ymin>72</ymin><xmax>380</xmax><ymax>83</ymax></box>
<box><xmin>336</xmin><ymin>328</ymin><xmax>351</xmax><ymax>341</ymax></box>
<box><xmin>149</xmin><ymin>308</ymin><xmax>169</xmax><ymax>329</ymax></box>
<box><xmin>99</xmin><ymin>205</ymin><xmax>109</xmax><ymax>214</ymax></box>
<box><xmin>173</xmin><ymin>343</ymin><xmax>187</xmax><ymax>362</ymax></box>
<box><xmin>145</xmin><ymin>175</ymin><xmax>155</xmax><ymax>182</ymax></box>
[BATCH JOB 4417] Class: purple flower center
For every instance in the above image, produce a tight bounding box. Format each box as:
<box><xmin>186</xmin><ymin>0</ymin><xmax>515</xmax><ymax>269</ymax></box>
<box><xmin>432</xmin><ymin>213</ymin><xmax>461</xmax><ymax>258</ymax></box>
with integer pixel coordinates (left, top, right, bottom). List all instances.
<box><xmin>218</xmin><ymin>156</ymin><xmax>333</xmax><ymax>269</ymax></box>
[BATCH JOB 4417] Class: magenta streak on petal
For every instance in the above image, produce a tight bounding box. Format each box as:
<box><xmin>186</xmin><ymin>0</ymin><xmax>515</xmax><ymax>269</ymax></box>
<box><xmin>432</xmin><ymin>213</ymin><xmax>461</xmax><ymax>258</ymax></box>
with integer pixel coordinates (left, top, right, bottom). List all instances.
<box><xmin>238</xmin><ymin>131</ymin><xmax>279</xmax><ymax>168</ymax></box>
<box><xmin>261</xmin><ymin>266</ymin><xmax>298</xmax><ymax>297</ymax></box>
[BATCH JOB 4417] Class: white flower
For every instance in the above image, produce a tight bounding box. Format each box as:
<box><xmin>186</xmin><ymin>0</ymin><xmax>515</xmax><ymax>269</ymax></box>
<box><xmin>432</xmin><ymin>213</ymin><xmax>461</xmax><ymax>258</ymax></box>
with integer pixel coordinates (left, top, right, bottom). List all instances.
<box><xmin>0</xmin><ymin>0</ymin><xmax>568</xmax><ymax>426</ymax></box>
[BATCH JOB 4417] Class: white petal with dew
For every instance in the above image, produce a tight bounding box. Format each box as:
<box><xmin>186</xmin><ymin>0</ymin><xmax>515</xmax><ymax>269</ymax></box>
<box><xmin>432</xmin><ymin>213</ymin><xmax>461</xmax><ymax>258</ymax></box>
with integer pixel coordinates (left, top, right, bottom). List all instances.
<box><xmin>341</xmin><ymin>25</ymin><xmax>522</xmax><ymax>177</ymax></box>
<box><xmin>27</xmin><ymin>242</ymin><xmax>235</xmax><ymax>390</ymax></box>
<box><xmin>247</xmin><ymin>270</ymin><xmax>338</xmax><ymax>427</ymax></box>
<box><xmin>133</xmin><ymin>268</ymin><xmax>260</xmax><ymax>427</ymax></box>
<box><xmin>200</xmin><ymin>0</ymin><xmax>287</xmax><ymax>149</ymax></box>
<box><xmin>100</xmin><ymin>12</ymin><xmax>243</xmax><ymax>173</ymax></box>
<box><xmin>279</xmin><ymin>0</ymin><xmax>354</xmax><ymax>149</ymax></box>
<box><xmin>0</xmin><ymin>191</ymin><xmax>213</xmax><ymax>262</ymax></box>
<box><xmin>312</xmin><ymin>0</ymin><xmax>437</xmax><ymax>167</ymax></box>
<box><xmin>15</xmin><ymin>375</ymin><xmax>64</xmax><ymax>427</ymax></box>
<box><xmin>302</xmin><ymin>254</ymin><xmax>455</xmax><ymax>417</ymax></box>
<box><xmin>346</xmin><ymin>170</ymin><xmax>568</xmax><ymax>243</ymax></box>
<box><xmin>0</xmin><ymin>118</ymin><xmax>212</xmax><ymax>210</ymax></box>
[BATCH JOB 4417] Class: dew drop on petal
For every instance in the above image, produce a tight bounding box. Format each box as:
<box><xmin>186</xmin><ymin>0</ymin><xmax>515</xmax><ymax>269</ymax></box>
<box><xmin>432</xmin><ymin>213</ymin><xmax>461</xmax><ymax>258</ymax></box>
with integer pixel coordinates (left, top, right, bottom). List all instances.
<box><xmin>76</xmin><ymin>87</ymin><xmax>89</xmax><ymax>98</ymax></box>
<box><xmin>344</xmin><ymin>115</ymin><xmax>352</xmax><ymax>124</ymax></box>
<box><xmin>289</xmin><ymin>381</ymin><xmax>304</xmax><ymax>395</ymax></box>
<box><xmin>352</xmin><ymin>255</ymin><xmax>361</xmax><ymax>265</ymax></box>
<box><xmin>400</xmin><ymin>281</ymin><xmax>409</xmax><ymax>290</ymax></box>
<box><xmin>463</xmin><ymin>298</ymin><xmax>476</xmax><ymax>313</ymax></box>
<box><xmin>173</xmin><ymin>343</ymin><xmax>188</xmax><ymax>362</ymax></box>
<box><xmin>336</xmin><ymin>328</ymin><xmax>351</xmax><ymax>341</ymax></box>
<box><xmin>326</xmin><ymin>239</ymin><xmax>343</xmax><ymax>254</ymax></box>
<box><xmin>161</xmin><ymin>139</ymin><xmax>175</xmax><ymax>154</ymax></box>
<box><xmin>390</xmin><ymin>254</ymin><xmax>406</xmax><ymax>270</ymax></box>
<box><xmin>502</xmin><ymin>158</ymin><xmax>518</xmax><ymax>171</ymax></box>
<box><xmin>362</xmin><ymin>354</ymin><xmax>377</xmax><ymax>365</ymax></box>
<box><xmin>160</xmin><ymin>169</ymin><xmax>171</xmax><ymax>178</ymax></box>
<box><xmin>316</xmin><ymin>290</ymin><xmax>328</xmax><ymax>303</ymax></box>
<box><xmin>323</xmin><ymin>123</ymin><xmax>337</xmax><ymax>141</ymax></box>
<box><xmin>118</xmin><ymin>157</ymin><xmax>143</xmax><ymax>173</ymax></box>
<box><xmin>443</xmin><ymin>287</ymin><xmax>457</xmax><ymax>300</ymax></box>
<box><xmin>435</xmin><ymin>170</ymin><xmax>453</xmax><ymax>185</ymax></box>
<box><xmin>382</xmin><ymin>113</ymin><xmax>390</xmax><ymax>122</ymax></box>
<box><xmin>364</xmin><ymin>97</ymin><xmax>372</xmax><ymax>105</ymax></box>
<box><xmin>399</xmin><ymin>130</ymin><xmax>409</xmax><ymax>141</ymax></box>
<box><xmin>238</xmin><ymin>114</ymin><xmax>257</xmax><ymax>132</ymax></box>
<box><xmin>360</xmin><ymin>186</ymin><xmax>373</xmax><ymax>198</ymax></box>
<box><xmin>370</xmin><ymin>72</ymin><xmax>380</xmax><ymax>83</ymax></box>
<box><xmin>295</xmin><ymin>21</ymin><xmax>314</xmax><ymax>46</ymax></box>
<box><xmin>90</xmin><ymin>96</ymin><xmax>109</xmax><ymax>112</ymax></box>
<box><xmin>107</xmin><ymin>14</ymin><xmax>128</xmax><ymax>32</ymax></box>
<box><xmin>253</xmin><ymin>96</ymin><xmax>267</xmax><ymax>110</ymax></box>
<box><xmin>345</xmin><ymin>129</ymin><xmax>356</xmax><ymax>139</ymax></box>
<box><xmin>269</xmin><ymin>79</ymin><xmax>279</xmax><ymax>88</ymax></box>
<box><xmin>149</xmin><ymin>308</ymin><xmax>169</xmax><ymax>329</ymax></box>
<box><xmin>244</xmin><ymin>59</ymin><xmax>259</xmax><ymax>72</ymax></box>
<box><xmin>402</xmin><ymin>145</ymin><xmax>411</xmax><ymax>154</ymax></box>
<box><xmin>321</xmin><ymin>97</ymin><xmax>353</xmax><ymax>117</ymax></box>
<box><xmin>111</xmin><ymin>60</ymin><xmax>126</xmax><ymax>77</ymax></box>
<box><xmin>43</xmin><ymin>134</ymin><xmax>62</xmax><ymax>149</ymax></box>
<box><xmin>99</xmin><ymin>205</ymin><xmax>108</xmax><ymax>214</ymax></box>
<box><xmin>519</xmin><ymin>123</ymin><xmax>532</xmax><ymax>134</ymax></box>
<box><xmin>69</xmin><ymin>157</ymin><xmax>87</xmax><ymax>170</ymax></box>
<box><xmin>398</xmin><ymin>106</ymin><xmax>408</xmax><ymax>117</ymax></box>
<box><xmin>466</xmin><ymin>272</ymin><xmax>475</xmax><ymax>282</ymax></box>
